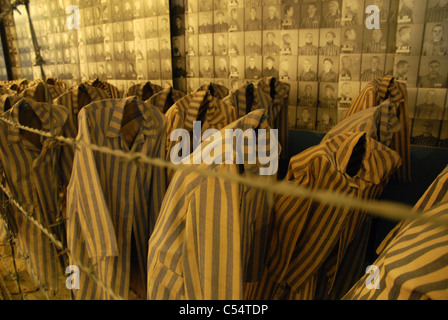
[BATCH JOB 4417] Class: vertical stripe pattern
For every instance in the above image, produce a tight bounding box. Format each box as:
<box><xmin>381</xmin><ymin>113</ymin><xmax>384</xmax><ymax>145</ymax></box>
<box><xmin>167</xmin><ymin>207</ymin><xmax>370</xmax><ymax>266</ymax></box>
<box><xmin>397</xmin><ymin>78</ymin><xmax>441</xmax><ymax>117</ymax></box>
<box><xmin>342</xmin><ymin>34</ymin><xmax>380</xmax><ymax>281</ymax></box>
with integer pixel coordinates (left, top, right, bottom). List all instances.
<box><xmin>66</xmin><ymin>97</ymin><xmax>167</xmax><ymax>300</ymax></box>
<box><xmin>147</xmin><ymin>109</ymin><xmax>279</xmax><ymax>300</ymax></box>
<box><xmin>0</xmin><ymin>98</ymin><xmax>69</xmax><ymax>291</ymax></box>
<box><xmin>245</xmin><ymin>132</ymin><xmax>402</xmax><ymax>300</ymax></box>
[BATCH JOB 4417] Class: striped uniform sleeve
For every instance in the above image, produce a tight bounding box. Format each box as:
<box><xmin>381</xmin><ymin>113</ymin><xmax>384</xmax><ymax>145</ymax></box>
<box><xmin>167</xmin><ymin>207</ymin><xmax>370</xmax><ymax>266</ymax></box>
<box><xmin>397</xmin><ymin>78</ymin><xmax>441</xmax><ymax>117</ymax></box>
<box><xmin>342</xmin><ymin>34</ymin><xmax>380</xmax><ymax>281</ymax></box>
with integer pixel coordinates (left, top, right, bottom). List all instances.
<box><xmin>66</xmin><ymin>109</ymin><xmax>118</xmax><ymax>259</ymax></box>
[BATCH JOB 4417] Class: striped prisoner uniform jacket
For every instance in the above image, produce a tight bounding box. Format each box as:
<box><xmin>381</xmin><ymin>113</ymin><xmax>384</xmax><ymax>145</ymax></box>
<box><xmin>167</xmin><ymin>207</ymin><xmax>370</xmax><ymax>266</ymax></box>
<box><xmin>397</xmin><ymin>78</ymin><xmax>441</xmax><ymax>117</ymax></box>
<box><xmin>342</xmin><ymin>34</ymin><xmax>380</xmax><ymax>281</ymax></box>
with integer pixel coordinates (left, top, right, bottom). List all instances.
<box><xmin>343</xmin><ymin>166</ymin><xmax>448</xmax><ymax>300</ymax></box>
<box><xmin>66</xmin><ymin>97</ymin><xmax>167</xmax><ymax>300</ymax></box>
<box><xmin>147</xmin><ymin>87</ymin><xmax>186</xmax><ymax>114</ymax></box>
<box><xmin>125</xmin><ymin>81</ymin><xmax>163</xmax><ymax>101</ymax></box>
<box><xmin>0</xmin><ymin>98</ymin><xmax>69</xmax><ymax>292</ymax></box>
<box><xmin>165</xmin><ymin>90</ymin><xmax>237</xmax><ymax>181</ymax></box>
<box><xmin>54</xmin><ymin>84</ymin><xmax>110</xmax><ymax>189</ymax></box>
<box><xmin>245</xmin><ymin>131</ymin><xmax>402</xmax><ymax>300</ymax></box>
<box><xmin>147</xmin><ymin>109</ymin><xmax>279</xmax><ymax>299</ymax></box>
<box><xmin>313</xmin><ymin>101</ymin><xmax>402</xmax><ymax>300</ymax></box>
<box><xmin>344</xmin><ymin>76</ymin><xmax>411</xmax><ymax>182</ymax></box>
<box><xmin>257</xmin><ymin>77</ymin><xmax>290</xmax><ymax>160</ymax></box>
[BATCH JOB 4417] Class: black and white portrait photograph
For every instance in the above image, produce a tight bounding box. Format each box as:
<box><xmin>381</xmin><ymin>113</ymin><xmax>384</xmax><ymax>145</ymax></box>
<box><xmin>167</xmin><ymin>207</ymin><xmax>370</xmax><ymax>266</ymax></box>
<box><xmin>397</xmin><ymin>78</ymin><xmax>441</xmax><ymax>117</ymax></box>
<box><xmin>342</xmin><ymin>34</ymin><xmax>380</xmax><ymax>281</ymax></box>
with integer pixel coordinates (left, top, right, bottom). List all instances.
<box><xmin>245</xmin><ymin>31</ymin><xmax>263</xmax><ymax>55</ymax></box>
<box><xmin>339</xmin><ymin>54</ymin><xmax>361</xmax><ymax>81</ymax></box>
<box><xmin>278</xmin><ymin>56</ymin><xmax>297</xmax><ymax>81</ymax></box>
<box><xmin>422</xmin><ymin>22</ymin><xmax>448</xmax><ymax>56</ymax></box>
<box><xmin>418</xmin><ymin>56</ymin><xmax>448</xmax><ymax>88</ymax></box>
<box><xmin>229</xmin><ymin>33</ymin><xmax>244</xmax><ymax>55</ymax></box>
<box><xmin>411</xmin><ymin>119</ymin><xmax>441</xmax><ymax>147</ymax></box>
<box><xmin>281</xmin><ymin>3</ymin><xmax>300</xmax><ymax>30</ymax></box>
<box><xmin>397</xmin><ymin>0</ymin><xmax>427</xmax><ymax>24</ymax></box>
<box><xmin>319</xmin><ymin>56</ymin><xmax>339</xmax><ymax>82</ymax></box>
<box><xmin>300</xmin><ymin>1</ymin><xmax>321</xmax><ymax>29</ymax></box>
<box><xmin>148</xmin><ymin>59</ymin><xmax>161</xmax><ymax>79</ymax></box>
<box><xmin>229</xmin><ymin>8</ymin><xmax>244</xmax><ymax>32</ymax></box>
<box><xmin>159</xmin><ymin>37</ymin><xmax>171</xmax><ymax>57</ymax></box>
<box><xmin>319</xmin><ymin>82</ymin><xmax>339</xmax><ymax>109</ymax></box>
<box><xmin>186</xmin><ymin>13</ymin><xmax>199</xmax><ymax>34</ymax></box>
<box><xmin>158</xmin><ymin>15</ymin><xmax>170</xmax><ymax>36</ymax></box>
<box><xmin>299</xmin><ymin>29</ymin><xmax>319</xmax><ymax>56</ymax></box>
<box><xmin>263</xmin><ymin>5</ymin><xmax>282</xmax><ymax>30</ymax></box>
<box><xmin>214</xmin><ymin>33</ymin><xmax>229</xmax><ymax>56</ymax></box>
<box><xmin>298</xmin><ymin>55</ymin><xmax>318</xmax><ymax>82</ymax></box>
<box><xmin>363</xmin><ymin>28</ymin><xmax>389</xmax><ymax>54</ymax></box>
<box><xmin>263</xmin><ymin>31</ymin><xmax>281</xmax><ymax>56</ymax></box>
<box><xmin>214</xmin><ymin>10</ymin><xmax>229</xmax><ymax>33</ymax></box>
<box><xmin>394</xmin><ymin>55</ymin><xmax>420</xmax><ymax>86</ymax></box>
<box><xmin>245</xmin><ymin>6</ymin><xmax>262</xmax><ymax>31</ymax></box>
<box><xmin>262</xmin><ymin>55</ymin><xmax>280</xmax><ymax>78</ymax></box>
<box><xmin>186</xmin><ymin>0</ymin><xmax>198</xmax><ymax>13</ymax></box>
<box><xmin>145</xmin><ymin>17</ymin><xmax>158</xmax><ymax>38</ymax></box>
<box><xmin>360</xmin><ymin>54</ymin><xmax>386</xmax><ymax>82</ymax></box>
<box><xmin>172</xmin><ymin>15</ymin><xmax>186</xmax><ymax>36</ymax></box>
<box><xmin>280</xmin><ymin>30</ymin><xmax>298</xmax><ymax>56</ymax></box>
<box><xmin>199</xmin><ymin>56</ymin><xmax>215</xmax><ymax>78</ymax></box>
<box><xmin>364</xmin><ymin>0</ymin><xmax>391</xmax><ymax>24</ymax></box>
<box><xmin>338</xmin><ymin>81</ymin><xmax>360</xmax><ymax>108</ymax></box>
<box><xmin>395</xmin><ymin>24</ymin><xmax>425</xmax><ymax>56</ymax></box>
<box><xmin>245</xmin><ymin>55</ymin><xmax>262</xmax><ymax>80</ymax></box>
<box><xmin>215</xmin><ymin>56</ymin><xmax>230</xmax><ymax>79</ymax></box>
<box><xmin>229</xmin><ymin>56</ymin><xmax>245</xmax><ymax>79</ymax></box>
<box><xmin>298</xmin><ymin>82</ymin><xmax>319</xmax><ymax>108</ymax></box>
<box><xmin>295</xmin><ymin>106</ymin><xmax>317</xmax><ymax>131</ymax></box>
<box><xmin>319</xmin><ymin>28</ymin><xmax>341</xmax><ymax>55</ymax></box>
<box><xmin>321</xmin><ymin>0</ymin><xmax>342</xmax><ymax>28</ymax></box>
<box><xmin>316</xmin><ymin>108</ymin><xmax>338</xmax><ymax>132</ymax></box>
<box><xmin>172</xmin><ymin>37</ymin><xmax>184</xmax><ymax>58</ymax></box>
<box><xmin>186</xmin><ymin>35</ymin><xmax>198</xmax><ymax>56</ymax></box>
<box><xmin>146</xmin><ymin>38</ymin><xmax>160</xmax><ymax>59</ymax></box>
<box><xmin>198</xmin><ymin>34</ymin><xmax>212</xmax><ymax>56</ymax></box>
<box><xmin>415</xmin><ymin>88</ymin><xmax>447</xmax><ymax>119</ymax></box>
<box><xmin>426</xmin><ymin>0</ymin><xmax>448</xmax><ymax>22</ymax></box>
<box><xmin>341</xmin><ymin>0</ymin><xmax>363</xmax><ymax>26</ymax></box>
<box><xmin>186</xmin><ymin>56</ymin><xmax>199</xmax><ymax>78</ymax></box>
<box><xmin>341</xmin><ymin>26</ymin><xmax>363</xmax><ymax>54</ymax></box>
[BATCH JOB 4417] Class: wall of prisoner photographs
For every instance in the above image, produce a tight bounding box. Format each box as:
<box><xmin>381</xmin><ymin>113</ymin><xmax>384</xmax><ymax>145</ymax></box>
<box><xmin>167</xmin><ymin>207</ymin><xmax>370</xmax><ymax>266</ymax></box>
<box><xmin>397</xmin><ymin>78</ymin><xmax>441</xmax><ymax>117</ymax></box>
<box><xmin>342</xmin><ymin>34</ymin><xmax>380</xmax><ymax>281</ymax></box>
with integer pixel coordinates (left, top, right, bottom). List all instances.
<box><xmin>1</xmin><ymin>0</ymin><xmax>448</xmax><ymax>148</ymax></box>
<box><xmin>171</xmin><ymin>0</ymin><xmax>448</xmax><ymax>148</ymax></box>
<box><xmin>11</xmin><ymin>0</ymin><xmax>174</xmax><ymax>95</ymax></box>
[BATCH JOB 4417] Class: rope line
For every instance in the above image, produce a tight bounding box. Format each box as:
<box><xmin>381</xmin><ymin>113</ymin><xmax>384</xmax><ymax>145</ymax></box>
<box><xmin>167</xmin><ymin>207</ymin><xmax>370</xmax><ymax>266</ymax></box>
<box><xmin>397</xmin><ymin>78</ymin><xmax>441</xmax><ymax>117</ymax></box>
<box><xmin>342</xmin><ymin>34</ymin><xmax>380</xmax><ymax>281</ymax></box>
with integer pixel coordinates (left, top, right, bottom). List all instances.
<box><xmin>0</xmin><ymin>115</ymin><xmax>446</xmax><ymax>228</ymax></box>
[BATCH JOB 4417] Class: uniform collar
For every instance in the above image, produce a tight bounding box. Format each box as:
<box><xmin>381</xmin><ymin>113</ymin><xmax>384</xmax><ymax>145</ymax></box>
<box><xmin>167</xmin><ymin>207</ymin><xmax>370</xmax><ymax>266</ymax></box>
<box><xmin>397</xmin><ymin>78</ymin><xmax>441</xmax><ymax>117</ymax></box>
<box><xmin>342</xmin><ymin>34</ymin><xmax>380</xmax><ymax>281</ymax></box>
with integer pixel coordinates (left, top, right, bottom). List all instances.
<box><xmin>374</xmin><ymin>76</ymin><xmax>406</xmax><ymax>105</ymax></box>
<box><xmin>105</xmin><ymin>96</ymin><xmax>159</xmax><ymax>141</ymax></box>
<box><xmin>71</xmin><ymin>84</ymin><xmax>110</xmax><ymax>114</ymax></box>
<box><xmin>332</xmin><ymin>132</ymin><xmax>400</xmax><ymax>184</ymax></box>
<box><xmin>7</xmin><ymin>98</ymin><xmax>68</xmax><ymax>145</ymax></box>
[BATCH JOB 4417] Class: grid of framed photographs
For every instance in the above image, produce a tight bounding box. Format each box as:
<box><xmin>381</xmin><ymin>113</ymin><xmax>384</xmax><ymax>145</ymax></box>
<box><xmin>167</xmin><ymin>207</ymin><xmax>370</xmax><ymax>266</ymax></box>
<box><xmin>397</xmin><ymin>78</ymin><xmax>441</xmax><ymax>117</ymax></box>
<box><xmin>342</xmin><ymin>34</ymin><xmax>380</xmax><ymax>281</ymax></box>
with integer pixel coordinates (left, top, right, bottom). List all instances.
<box><xmin>397</xmin><ymin>0</ymin><xmax>448</xmax><ymax>148</ymax></box>
<box><xmin>11</xmin><ymin>0</ymin><xmax>174</xmax><ymax>94</ymax></box>
<box><xmin>3</xmin><ymin>0</ymin><xmax>448</xmax><ymax>148</ymax></box>
<box><xmin>179</xmin><ymin>0</ymin><xmax>402</xmax><ymax>134</ymax></box>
